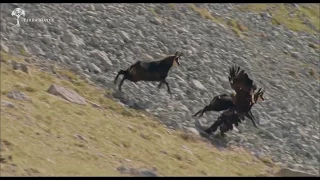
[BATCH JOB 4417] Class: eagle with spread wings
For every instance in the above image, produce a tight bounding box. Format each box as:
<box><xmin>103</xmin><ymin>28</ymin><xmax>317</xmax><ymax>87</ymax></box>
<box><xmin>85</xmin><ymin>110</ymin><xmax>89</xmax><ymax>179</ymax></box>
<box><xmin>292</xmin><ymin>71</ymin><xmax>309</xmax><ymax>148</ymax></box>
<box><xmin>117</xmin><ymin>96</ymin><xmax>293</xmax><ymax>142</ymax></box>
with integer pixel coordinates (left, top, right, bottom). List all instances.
<box><xmin>194</xmin><ymin>65</ymin><xmax>265</xmax><ymax>137</ymax></box>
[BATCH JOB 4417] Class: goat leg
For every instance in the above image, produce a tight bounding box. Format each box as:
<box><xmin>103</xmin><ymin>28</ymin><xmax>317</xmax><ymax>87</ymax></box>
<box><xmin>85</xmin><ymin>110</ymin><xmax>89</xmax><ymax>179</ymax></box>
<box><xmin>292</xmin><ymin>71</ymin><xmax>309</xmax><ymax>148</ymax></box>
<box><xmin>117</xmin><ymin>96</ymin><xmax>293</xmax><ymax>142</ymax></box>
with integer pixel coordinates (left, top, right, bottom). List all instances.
<box><xmin>220</xmin><ymin>125</ymin><xmax>227</xmax><ymax>138</ymax></box>
<box><xmin>204</xmin><ymin>118</ymin><xmax>222</xmax><ymax>134</ymax></box>
<box><xmin>245</xmin><ymin>111</ymin><xmax>258</xmax><ymax>128</ymax></box>
<box><xmin>163</xmin><ymin>80</ymin><xmax>172</xmax><ymax>97</ymax></box>
<box><xmin>220</xmin><ymin>131</ymin><xmax>225</xmax><ymax>137</ymax></box>
<box><xmin>118</xmin><ymin>77</ymin><xmax>126</xmax><ymax>91</ymax></box>
<box><xmin>219</xmin><ymin>122</ymin><xmax>232</xmax><ymax>138</ymax></box>
<box><xmin>220</xmin><ymin>129</ymin><xmax>226</xmax><ymax>138</ymax></box>
<box><xmin>114</xmin><ymin>74</ymin><xmax>119</xmax><ymax>84</ymax></box>
<box><xmin>249</xmin><ymin>110</ymin><xmax>259</xmax><ymax>128</ymax></box>
<box><xmin>114</xmin><ymin>70</ymin><xmax>124</xmax><ymax>84</ymax></box>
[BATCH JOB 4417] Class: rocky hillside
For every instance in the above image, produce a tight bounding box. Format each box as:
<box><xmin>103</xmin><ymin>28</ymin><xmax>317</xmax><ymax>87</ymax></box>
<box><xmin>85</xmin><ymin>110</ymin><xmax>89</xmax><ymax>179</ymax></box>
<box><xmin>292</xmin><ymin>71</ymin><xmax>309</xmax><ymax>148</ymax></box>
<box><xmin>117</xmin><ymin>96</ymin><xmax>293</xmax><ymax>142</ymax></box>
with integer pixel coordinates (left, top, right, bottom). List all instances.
<box><xmin>1</xmin><ymin>51</ymin><xmax>280</xmax><ymax>176</ymax></box>
<box><xmin>1</xmin><ymin>3</ymin><xmax>319</xmax><ymax>175</ymax></box>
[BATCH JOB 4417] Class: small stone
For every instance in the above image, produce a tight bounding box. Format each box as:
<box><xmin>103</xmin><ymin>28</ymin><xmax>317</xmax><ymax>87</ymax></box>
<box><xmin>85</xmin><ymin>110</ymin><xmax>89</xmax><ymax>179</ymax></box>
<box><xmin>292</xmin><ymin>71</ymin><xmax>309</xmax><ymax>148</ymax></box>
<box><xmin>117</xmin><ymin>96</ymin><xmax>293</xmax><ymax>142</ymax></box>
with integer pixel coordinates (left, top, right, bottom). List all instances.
<box><xmin>0</xmin><ymin>42</ymin><xmax>9</xmax><ymax>53</ymax></box>
<box><xmin>181</xmin><ymin>145</ymin><xmax>193</xmax><ymax>155</ymax></box>
<box><xmin>138</xmin><ymin>169</ymin><xmax>158</xmax><ymax>177</ymax></box>
<box><xmin>42</xmin><ymin>34</ymin><xmax>52</xmax><ymax>45</ymax></box>
<box><xmin>29</xmin><ymin>44</ymin><xmax>46</xmax><ymax>56</ymax></box>
<box><xmin>1</xmin><ymin>101</ymin><xmax>15</xmax><ymax>108</ymax></box>
<box><xmin>90</xmin><ymin>50</ymin><xmax>113</xmax><ymax>71</ymax></box>
<box><xmin>7</xmin><ymin>91</ymin><xmax>31</xmax><ymax>101</ymax></box>
<box><xmin>191</xmin><ymin>79</ymin><xmax>207</xmax><ymax>91</ymax></box>
<box><xmin>87</xmin><ymin>100</ymin><xmax>103</xmax><ymax>109</ymax></box>
<box><xmin>120</xmin><ymin>31</ymin><xmax>131</xmax><ymax>42</ymax></box>
<box><xmin>149</xmin><ymin>16</ymin><xmax>162</xmax><ymax>25</ymax></box>
<box><xmin>71</xmin><ymin>64</ymin><xmax>83</xmax><ymax>73</ymax></box>
<box><xmin>75</xmin><ymin>134</ymin><xmax>87</xmax><ymax>142</ymax></box>
<box><xmin>290</xmin><ymin>52</ymin><xmax>302</xmax><ymax>59</ymax></box>
<box><xmin>276</xmin><ymin>168</ymin><xmax>317</xmax><ymax>177</ymax></box>
<box><xmin>24</xmin><ymin>58</ymin><xmax>34</xmax><ymax>64</ymax></box>
<box><xmin>260</xmin><ymin>12</ymin><xmax>272</xmax><ymax>19</ymax></box>
<box><xmin>117</xmin><ymin>166</ymin><xmax>130</xmax><ymax>174</ymax></box>
<box><xmin>62</xmin><ymin>30</ymin><xmax>85</xmax><ymax>47</ymax></box>
<box><xmin>186</xmin><ymin>127</ymin><xmax>200</xmax><ymax>136</ymax></box>
<box><xmin>90</xmin><ymin>63</ymin><xmax>102</xmax><ymax>74</ymax></box>
<box><xmin>169</xmin><ymin>120</ymin><xmax>182</xmax><ymax>130</ymax></box>
<box><xmin>21</xmin><ymin>44</ymin><xmax>31</xmax><ymax>55</ymax></box>
<box><xmin>20</xmin><ymin>63</ymin><xmax>29</xmax><ymax>74</ymax></box>
<box><xmin>11</xmin><ymin>61</ymin><xmax>20</xmax><ymax>70</ymax></box>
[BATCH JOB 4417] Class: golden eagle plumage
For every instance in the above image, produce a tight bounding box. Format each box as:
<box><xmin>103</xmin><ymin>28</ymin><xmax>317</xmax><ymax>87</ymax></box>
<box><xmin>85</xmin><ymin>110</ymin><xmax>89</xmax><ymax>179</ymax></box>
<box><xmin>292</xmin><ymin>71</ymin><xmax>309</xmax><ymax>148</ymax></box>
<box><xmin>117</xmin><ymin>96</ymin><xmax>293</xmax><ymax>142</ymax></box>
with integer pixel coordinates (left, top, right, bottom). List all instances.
<box><xmin>194</xmin><ymin>65</ymin><xmax>266</xmax><ymax>137</ymax></box>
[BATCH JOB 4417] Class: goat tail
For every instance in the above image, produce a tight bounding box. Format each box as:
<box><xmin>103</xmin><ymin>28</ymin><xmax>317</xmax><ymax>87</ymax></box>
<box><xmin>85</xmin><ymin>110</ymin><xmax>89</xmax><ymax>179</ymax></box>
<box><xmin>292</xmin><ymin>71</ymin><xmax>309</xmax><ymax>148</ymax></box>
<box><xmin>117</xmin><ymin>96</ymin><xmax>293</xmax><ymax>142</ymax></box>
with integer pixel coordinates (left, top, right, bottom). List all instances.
<box><xmin>114</xmin><ymin>69</ymin><xmax>126</xmax><ymax>84</ymax></box>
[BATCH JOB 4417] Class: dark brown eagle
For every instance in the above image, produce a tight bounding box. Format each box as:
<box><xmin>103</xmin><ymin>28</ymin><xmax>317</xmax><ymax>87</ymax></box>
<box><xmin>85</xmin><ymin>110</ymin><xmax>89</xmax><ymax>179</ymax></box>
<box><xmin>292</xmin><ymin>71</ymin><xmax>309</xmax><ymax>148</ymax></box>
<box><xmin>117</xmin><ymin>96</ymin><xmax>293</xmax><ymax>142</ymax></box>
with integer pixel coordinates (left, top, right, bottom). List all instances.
<box><xmin>194</xmin><ymin>65</ymin><xmax>266</xmax><ymax>136</ymax></box>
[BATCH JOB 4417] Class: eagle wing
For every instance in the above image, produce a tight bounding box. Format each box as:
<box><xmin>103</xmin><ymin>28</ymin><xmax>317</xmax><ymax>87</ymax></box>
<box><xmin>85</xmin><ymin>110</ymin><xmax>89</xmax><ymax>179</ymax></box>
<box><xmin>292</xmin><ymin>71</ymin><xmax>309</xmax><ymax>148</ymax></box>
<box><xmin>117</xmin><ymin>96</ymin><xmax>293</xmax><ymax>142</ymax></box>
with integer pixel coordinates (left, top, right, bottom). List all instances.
<box><xmin>228</xmin><ymin>65</ymin><xmax>256</xmax><ymax>95</ymax></box>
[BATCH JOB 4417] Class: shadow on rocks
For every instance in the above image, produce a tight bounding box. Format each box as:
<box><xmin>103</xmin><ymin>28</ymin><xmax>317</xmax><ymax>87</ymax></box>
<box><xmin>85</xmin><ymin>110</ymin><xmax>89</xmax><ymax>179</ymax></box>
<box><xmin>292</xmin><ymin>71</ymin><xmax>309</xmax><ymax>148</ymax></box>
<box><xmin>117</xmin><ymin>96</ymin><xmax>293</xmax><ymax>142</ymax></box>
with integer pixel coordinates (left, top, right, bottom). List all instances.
<box><xmin>192</xmin><ymin>119</ymin><xmax>229</xmax><ymax>150</ymax></box>
<box><xmin>111</xmin><ymin>90</ymin><xmax>229</xmax><ymax>150</ymax></box>
<box><xmin>111</xmin><ymin>90</ymin><xmax>148</xmax><ymax>111</ymax></box>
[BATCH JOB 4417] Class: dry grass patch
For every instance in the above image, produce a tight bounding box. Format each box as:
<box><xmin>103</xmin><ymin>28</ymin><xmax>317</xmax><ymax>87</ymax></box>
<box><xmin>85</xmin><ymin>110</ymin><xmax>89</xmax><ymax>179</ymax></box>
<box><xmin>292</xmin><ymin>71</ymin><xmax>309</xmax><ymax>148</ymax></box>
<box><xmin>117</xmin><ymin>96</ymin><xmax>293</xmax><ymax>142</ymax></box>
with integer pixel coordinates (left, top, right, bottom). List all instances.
<box><xmin>189</xmin><ymin>4</ymin><xmax>248</xmax><ymax>38</ymax></box>
<box><xmin>169</xmin><ymin>3</ymin><xmax>178</xmax><ymax>11</ymax></box>
<box><xmin>238</xmin><ymin>4</ymin><xmax>320</xmax><ymax>34</ymax></box>
<box><xmin>149</xmin><ymin>7</ymin><xmax>159</xmax><ymax>16</ymax></box>
<box><xmin>288</xmin><ymin>70</ymin><xmax>298</xmax><ymax>78</ymax></box>
<box><xmin>189</xmin><ymin>4</ymin><xmax>224</xmax><ymax>24</ymax></box>
<box><xmin>308</xmin><ymin>43</ymin><xmax>320</xmax><ymax>50</ymax></box>
<box><xmin>227</xmin><ymin>19</ymin><xmax>249</xmax><ymax>37</ymax></box>
<box><xmin>1</xmin><ymin>51</ymin><xmax>279</xmax><ymax>176</ymax></box>
<box><xmin>309</xmin><ymin>68</ymin><xmax>316</xmax><ymax>77</ymax></box>
<box><xmin>19</xmin><ymin>49</ymin><xmax>32</xmax><ymax>57</ymax></box>
<box><xmin>308</xmin><ymin>67</ymin><xmax>320</xmax><ymax>80</ymax></box>
<box><xmin>301</xmin><ymin>63</ymin><xmax>320</xmax><ymax>80</ymax></box>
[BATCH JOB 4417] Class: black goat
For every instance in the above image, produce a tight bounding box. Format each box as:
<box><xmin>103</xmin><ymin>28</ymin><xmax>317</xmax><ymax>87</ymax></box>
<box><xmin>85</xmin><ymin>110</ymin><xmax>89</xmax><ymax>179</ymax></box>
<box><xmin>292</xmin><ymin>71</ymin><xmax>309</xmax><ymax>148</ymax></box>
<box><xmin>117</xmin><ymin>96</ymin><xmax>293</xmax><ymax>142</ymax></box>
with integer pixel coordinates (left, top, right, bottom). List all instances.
<box><xmin>114</xmin><ymin>52</ymin><xmax>183</xmax><ymax>96</ymax></box>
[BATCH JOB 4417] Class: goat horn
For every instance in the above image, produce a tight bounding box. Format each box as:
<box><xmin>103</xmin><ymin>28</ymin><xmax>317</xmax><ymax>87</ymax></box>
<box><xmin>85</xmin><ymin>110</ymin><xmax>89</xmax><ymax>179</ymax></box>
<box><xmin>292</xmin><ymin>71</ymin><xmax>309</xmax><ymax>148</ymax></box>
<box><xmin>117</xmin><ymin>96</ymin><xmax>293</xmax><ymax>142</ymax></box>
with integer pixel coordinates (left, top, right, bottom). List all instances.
<box><xmin>174</xmin><ymin>51</ymin><xmax>179</xmax><ymax>56</ymax></box>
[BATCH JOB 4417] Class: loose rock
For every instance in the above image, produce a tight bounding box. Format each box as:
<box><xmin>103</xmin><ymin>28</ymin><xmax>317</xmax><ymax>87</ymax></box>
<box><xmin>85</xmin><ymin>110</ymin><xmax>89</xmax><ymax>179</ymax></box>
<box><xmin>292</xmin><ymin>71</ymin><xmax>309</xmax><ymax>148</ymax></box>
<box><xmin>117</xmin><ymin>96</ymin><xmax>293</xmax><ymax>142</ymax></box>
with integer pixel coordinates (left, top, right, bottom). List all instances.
<box><xmin>275</xmin><ymin>168</ymin><xmax>318</xmax><ymax>177</ymax></box>
<box><xmin>190</xmin><ymin>79</ymin><xmax>207</xmax><ymax>91</ymax></box>
<box><xmin>0</xmin><ymin>42</ymin><xmax>9</xmax><ymax>53</ymax></box>
<box><xmin>47</xmin><ymin>84</ymin><xmax>87</xmax><ymax>105</ymax></box>
<box><xmin>7</xmin><ymin>91</ymin><xmax>31</xmax><ymax>102</ymax></box>
<box><xmin>1</xmin><ymin>101</ymin><xmax>16</xmax><ymax>108</ymax></box>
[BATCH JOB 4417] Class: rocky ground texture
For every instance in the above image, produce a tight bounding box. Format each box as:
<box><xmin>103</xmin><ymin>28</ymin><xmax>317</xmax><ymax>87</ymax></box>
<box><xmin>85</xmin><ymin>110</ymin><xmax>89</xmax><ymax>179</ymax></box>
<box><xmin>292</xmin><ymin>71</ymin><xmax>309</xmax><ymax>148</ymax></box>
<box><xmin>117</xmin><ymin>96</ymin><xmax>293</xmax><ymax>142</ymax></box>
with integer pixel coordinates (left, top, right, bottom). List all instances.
<box><xmin>1</xmin><ymin>3</ymin><xmax>319</xmax><ymax>175</ymax></box>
